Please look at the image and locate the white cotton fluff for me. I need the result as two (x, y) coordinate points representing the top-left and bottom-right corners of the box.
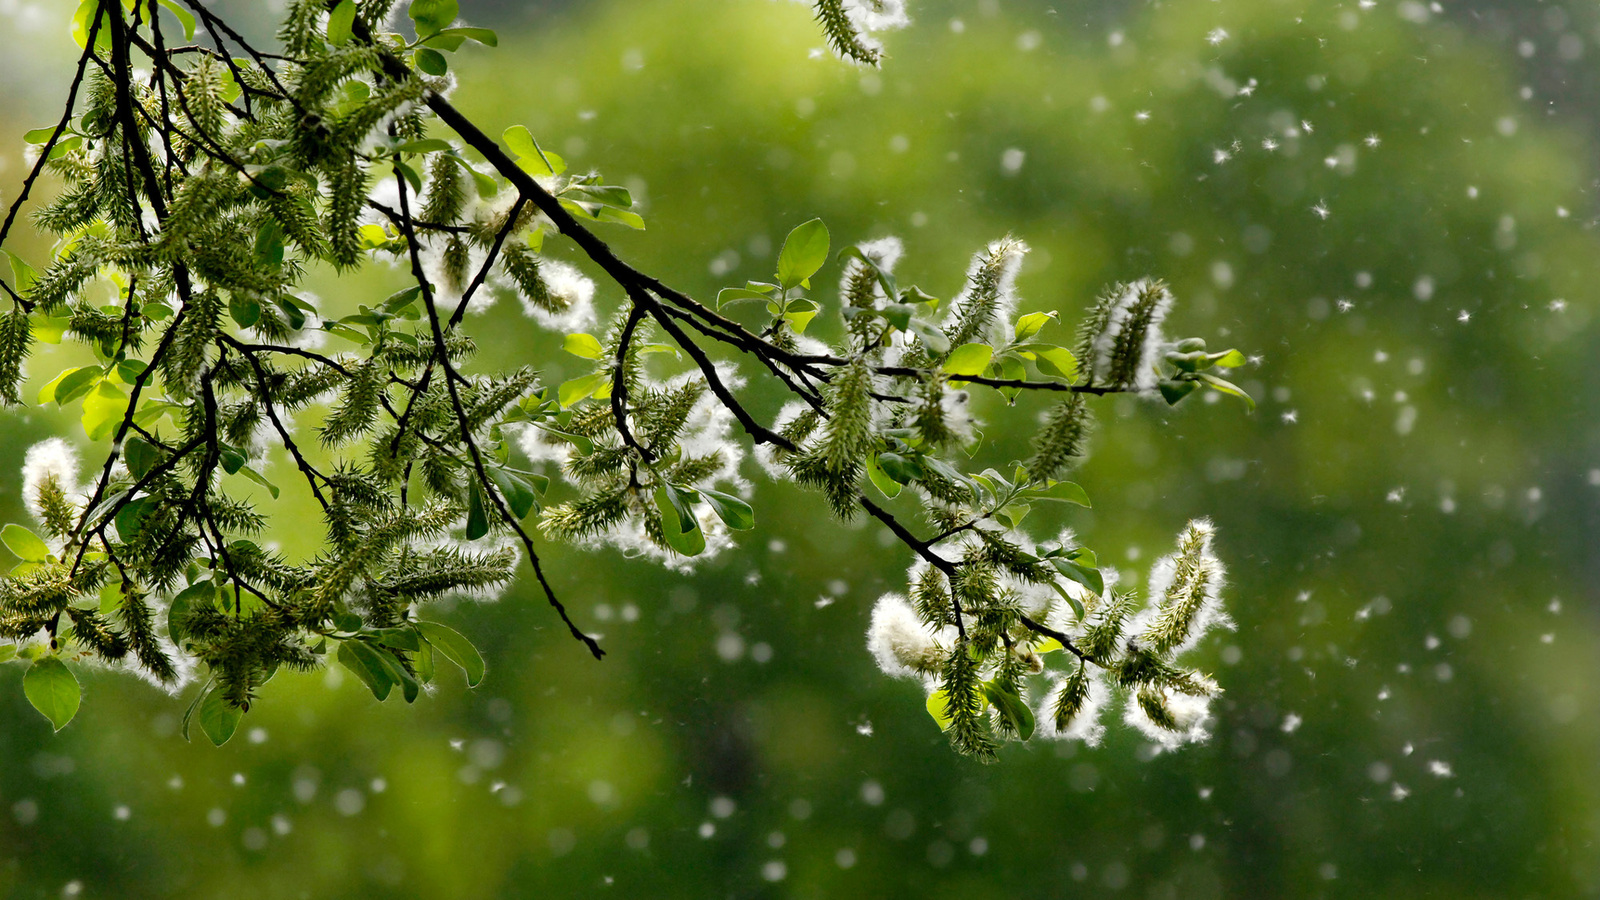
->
(1124, 686), (1214, 750)
(1130, 518), (1233, 657)
(1088, 278), (1173, 392)
(847, 0), (910, 33)
(22, 438), (80, 526)
(941, 238), (1028, 347)
(1035, 670), (1111, 746)
(866, 592), (945, 679)
(520, 258), (597, 333)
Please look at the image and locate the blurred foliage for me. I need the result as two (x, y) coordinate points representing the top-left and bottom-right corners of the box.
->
(1, 0), (1598, 897)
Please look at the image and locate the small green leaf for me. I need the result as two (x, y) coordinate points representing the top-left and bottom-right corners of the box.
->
(983, 681), (1035, 740)
(0, 644), (16, 663)
(563, 333), (604, 359)
(926, 689), (955, 731)
(558, 372), (609, 408)
(1211, 349), (1247, 368)
(41, 366), (99, 406)
(24, 657), (80, 731)
(716, 287), (770, 308)
(81, 381), (128, 442)
(1198, 372), (1256, 410)
(776, 218), (829, 289)
(1038, 480), (1091, 507)
(217, 443), (247, 475)
(466, 477), (489, 539)
(239, 465), (280, 500)
(876, 452), (922, 485)
(338, 640), (395, 701)
(167, 580), (216, 646)
(1159, 379), (1199, 405)
(487, 467), (539, 519)
(114, 495), (152, 542)
(155, 0), (196, 39)
(2, 524), (50, 562)
(700, 488), (754, 531)
(408, 0), (457, 35)
(3, 248), (37, 293)
(1034, 346), (1078, 381)
(197, 686), (242, 746)
(228, 294), (262, 329)
(942, 343), (993, 378)
(1050, 558), (1104, 598)
(417, 621), (485, 687)
(1013, 310), (1057, 341)
(413, 47), (448, 76)
(426, 25), (498, 46)
(654, 484), (705, 556)
(866, 455), (902, 498)
(326, 0), (356, 44)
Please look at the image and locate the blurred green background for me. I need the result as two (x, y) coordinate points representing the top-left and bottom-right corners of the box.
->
(3, 0), (1600, 896)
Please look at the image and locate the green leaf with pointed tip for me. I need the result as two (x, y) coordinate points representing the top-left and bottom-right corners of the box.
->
(2, 524), (50, 562)
(558, 372), (609, 408)
(1034, 346), (1078, 381)
(487, 467), (539, 519)
(80, 381), (128, 442)
(198, 686), (242, 746)
(654, 484), (705, 556)
(417, 621), (485, 687)
(1159, 379), (1199, 405)
(1038, 480), (1090, 507)
(337, 640), (394, 701)
(1198, 372), (1256, 410)
(466, 478), (489, 539)
(777, 218), (829, 289)
(413, 47), (447, 75)
(1050, 558), (1104, 598)
(866, 455), (902, 498)
(1211, 349), (1247, 368)
(114, 496), (152, 542)
(42, 366), (98, 406)
(1013, 310), (1057, 341)
(408, 0), (457, 35)
(24, 657), (80, 731)
(156, 0), (196, 39)
(563, 333), (604, 359)
(942, 343), (993, 378)
(700, 488), (754, 531)
(983, 681), (1035, 740)
(326, 0), (355, 44)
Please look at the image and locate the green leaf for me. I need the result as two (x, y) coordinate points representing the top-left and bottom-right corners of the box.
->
(563, 333), (604, 360)
(1159, 379), (1199, 405)
(197, 686), (242, 746)
(466, 478), (489, 539)
(326, 0), (356, 44)
(217, 443), (247, 475)
(558, 372), (609, 408)
(1034, 346), (1078, 381)
(487, 467), (539, 519)
(983, 681), (1035, 740)
(413, 47), (448, 76)
(408, 0), (457, 35)
(114, 496), (152, 542)
(907, 319), (951, 354)
(239, 465), (280, 500)
(1013, 310), (1057, 341)
(1211, 349), (1247, 368)
(942, 343), (993, 378)
(1034, 637), (1065, 654)
(502, 126), (565, 176)
(1050, 558), (1104, 598)
(425, 25), (498, 46)
(1038, 480), (1091, 507)
(2, 525), (50, 562)
(392, 159), (423, 193)
(865, 454), (902, 498)
(1050, 581), (1086, 621)
(156, 0), (196, 40)
(417, 621), (485, 687)
(0, 644), (16, 663)
(22, 127), (58, 145)
(654, 484), (705, 556)
(3, 248), (37, 293)
(776, 218), (829, 289)
(41, 366), (99, 406)
(337, 640), (394, 701)
(1198, 372), (1256, 410)
(926, 689), (955, 731)
(81, 381), (129, 442)
(228, 294), (263, 329)
(167, 580), (216, 646)
(716, 287), (770, 308)
(876, 452), (922, 485)
(24, 657), (80, 731)
(700, 488), (754, 531)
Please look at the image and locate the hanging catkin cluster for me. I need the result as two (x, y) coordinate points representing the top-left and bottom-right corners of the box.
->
(0, 0), (1252, 752)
